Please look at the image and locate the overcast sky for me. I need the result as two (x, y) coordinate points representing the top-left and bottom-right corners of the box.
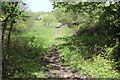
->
(25, 0), (54, 12)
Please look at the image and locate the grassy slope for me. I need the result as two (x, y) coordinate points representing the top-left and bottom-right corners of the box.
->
(32, 21), (73, 46)
(29, 20), (73, 77)
(9, 20), (73, 78)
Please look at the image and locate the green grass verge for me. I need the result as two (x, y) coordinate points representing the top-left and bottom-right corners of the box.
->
(4, 20), (74, 78)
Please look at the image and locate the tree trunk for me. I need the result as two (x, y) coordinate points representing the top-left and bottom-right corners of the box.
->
(2, 15), (10, 50)
(5, 2), (18, 59)
(5, 21), (14, 59)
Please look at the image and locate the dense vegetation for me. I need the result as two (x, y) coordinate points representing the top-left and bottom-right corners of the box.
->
(52, 2), (120, 78)
(1, 1), (120, 78)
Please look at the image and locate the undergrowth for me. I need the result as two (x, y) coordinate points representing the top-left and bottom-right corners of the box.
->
(57, 24), (120, 78)
(3, 31), (50, 78)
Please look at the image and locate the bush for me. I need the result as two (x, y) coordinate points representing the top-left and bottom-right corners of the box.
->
(57, 24), (120, 78)
(59, 46), (120, 78)
(2, 32), (49, 78)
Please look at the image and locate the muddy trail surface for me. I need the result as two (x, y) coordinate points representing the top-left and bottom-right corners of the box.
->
(44, 45), (91, 78)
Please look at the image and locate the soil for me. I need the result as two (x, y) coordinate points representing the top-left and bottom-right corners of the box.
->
(44, 46), (91, 78)
(43, 26), (92, 78)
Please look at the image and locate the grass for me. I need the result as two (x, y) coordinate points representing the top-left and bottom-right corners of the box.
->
(4, 20), (74, 78)
(55, 24), (120, 78)
(30, 20), (73, 46)
(4, 19), (120, 78)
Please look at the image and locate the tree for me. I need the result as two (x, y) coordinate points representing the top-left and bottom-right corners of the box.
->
(52, 1), (120, 46)
(42, 13), (56, 26)
(1, 1), (30, 59)
(51, 1), (120, 73)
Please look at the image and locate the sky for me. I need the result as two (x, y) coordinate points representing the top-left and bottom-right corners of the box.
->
(25, 0), (54, 12)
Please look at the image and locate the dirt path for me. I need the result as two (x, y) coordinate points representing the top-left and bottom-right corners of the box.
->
(44, 46), (91, 78)
(44, 46), (83, 78)
(43, 26), (91, 78)
(53, 25), (69, 44)
(56, 28), (62, 35)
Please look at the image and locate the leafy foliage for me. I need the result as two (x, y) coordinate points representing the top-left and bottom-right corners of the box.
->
(52, 1), (120, 78)
(2, 1), (120, 78)
(42, 13), (57, 26)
